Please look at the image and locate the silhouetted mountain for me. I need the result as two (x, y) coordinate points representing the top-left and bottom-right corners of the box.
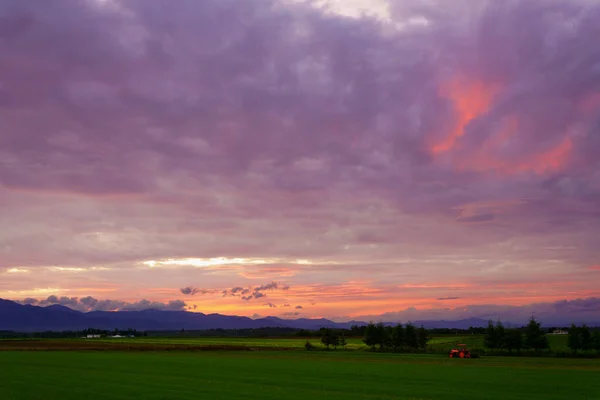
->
(0, 299), (357, 331)
(411, 318), (490, 329)
(3, 299), (579, 332)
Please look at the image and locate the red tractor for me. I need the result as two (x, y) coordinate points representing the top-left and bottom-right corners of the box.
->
(448, 344), (471, 359)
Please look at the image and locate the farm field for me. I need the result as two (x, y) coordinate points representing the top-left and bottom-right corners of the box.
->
(0, 334), (572, 353)
(0, 337), (364, 351)
(106, 333), (570, 352)
(1, 350), (599, 400)
(101, 336), (367, 348)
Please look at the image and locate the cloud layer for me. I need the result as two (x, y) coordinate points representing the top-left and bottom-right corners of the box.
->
(1, 0), (599, 322)
(19, 296), (188, 312)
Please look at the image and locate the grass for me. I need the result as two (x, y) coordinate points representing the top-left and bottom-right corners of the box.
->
(102, 334), (571, 352)
(0, 334), (577, 354)
(0, 336), (368, 351)
(1, 350), (599, 400)
(99, 336), (365, 348)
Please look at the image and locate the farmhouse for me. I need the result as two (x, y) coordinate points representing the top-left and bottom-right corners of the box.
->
(551, 329), (568, 335)
(86, 334), (101, 339)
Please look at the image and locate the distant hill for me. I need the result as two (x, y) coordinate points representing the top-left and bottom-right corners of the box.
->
(0, 299), (361, 332)
(0, 298), (546, 332)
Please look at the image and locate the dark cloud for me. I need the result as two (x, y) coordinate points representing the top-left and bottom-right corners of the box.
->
(253, 282), (289, 292)
(17, 295), (187, 312)
(40, 295), (79, 307)
(295, 305), (303, 309)
(436, 297), (460, 301)
(22, 297), (39, 305)
(364, 297), (600, 326)
(281, 311), (301, 317)
(180, 287), (213, 296)
(242, 292), (265, 301)
(221, 281), (290, 301)
(180, 286), (197, 295)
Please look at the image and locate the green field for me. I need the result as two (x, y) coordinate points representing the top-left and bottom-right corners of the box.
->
(102, 334), (572, 352)
(0, 334), (575, 354)
(1, 350), (599, 400)
(101, 336), (368, 349)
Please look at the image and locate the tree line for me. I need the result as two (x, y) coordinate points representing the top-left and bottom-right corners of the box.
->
(363, 322), (429, 351)
(307, 322), (429, 352)
(567, 324), (600, 354)
(484, 317), (549, 352)
(484, 317), (600, 355)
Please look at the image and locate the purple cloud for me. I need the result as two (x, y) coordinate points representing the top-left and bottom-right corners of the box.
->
(362, 297), (600, 326)
(17, 295), (187, 312)
(180, 287), (214, 296)
(1, 0), (599, 320)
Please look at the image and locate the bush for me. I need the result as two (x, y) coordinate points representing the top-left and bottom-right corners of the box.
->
(304, 341), (316, 351)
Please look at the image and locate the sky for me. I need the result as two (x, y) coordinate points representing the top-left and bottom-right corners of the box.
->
(1, 0), (600, 325)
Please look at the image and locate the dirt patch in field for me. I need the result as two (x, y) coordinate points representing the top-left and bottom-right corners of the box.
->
(0, 340), (296, 352)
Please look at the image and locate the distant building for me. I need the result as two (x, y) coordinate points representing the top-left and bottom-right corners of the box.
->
(86, 334), (101, 338)
(552, 329), (568, 335)
(110, 334), (123, 338)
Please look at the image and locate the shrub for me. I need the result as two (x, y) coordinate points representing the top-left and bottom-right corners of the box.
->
(304, 341), (316, 351)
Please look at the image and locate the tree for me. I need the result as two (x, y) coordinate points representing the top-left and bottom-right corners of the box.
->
(495, 320), (506, 350)
(320, 328), (340, 350)
(484, 320), (497, 350)
(363, 322), (378, 351)
(524, 316), (549, 352)
(374, 322), (388, 351)
(417, 325), (429, 350)
(568, 324), (582, 354)
(339, 333), (347, 350)
(405, 322), (418, 349)
(592, 331), (600, 355)
(580, 325), (592, 352)
(391, 323), (405, 351)
(504, 329), (523, 353)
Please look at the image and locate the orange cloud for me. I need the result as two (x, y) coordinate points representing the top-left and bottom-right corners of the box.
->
(430, 76), (575, 176)
(431, 77), (498, 154)
(430, 77), (574, 176)
(460, 133), (573, 176)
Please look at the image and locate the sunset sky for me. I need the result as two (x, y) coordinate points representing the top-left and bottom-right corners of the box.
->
(1, 0), (599, 325)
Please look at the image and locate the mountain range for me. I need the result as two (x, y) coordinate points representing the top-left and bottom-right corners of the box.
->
(0, 298), (492, 332)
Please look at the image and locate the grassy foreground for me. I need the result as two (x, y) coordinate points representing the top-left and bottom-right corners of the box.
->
(1, 350), (599, 400)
